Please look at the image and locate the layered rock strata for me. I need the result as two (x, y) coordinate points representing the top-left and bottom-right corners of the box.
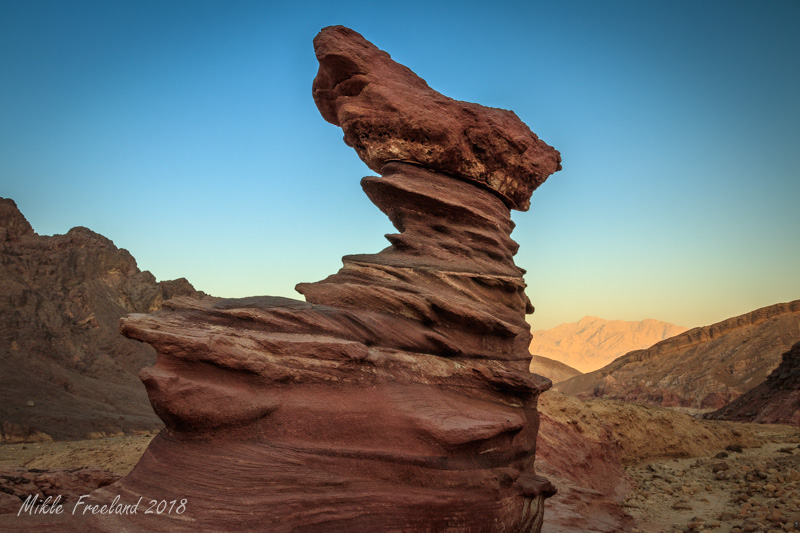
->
(13, 26), (562, 531)
(706, 341), (800, 426)
(555, 300), (800, 409)
(111, 162), (555, 531)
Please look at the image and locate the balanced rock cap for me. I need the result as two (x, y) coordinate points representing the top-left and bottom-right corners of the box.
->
(312, 25), (562, 211)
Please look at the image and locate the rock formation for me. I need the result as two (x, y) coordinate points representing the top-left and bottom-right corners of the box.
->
(555, 301), (800, 409)
(0, 198), (203, 442)
(529, 354), (582, 384)
(529, 316), (688, 374)
(5, 26), (563, 531)
(706, 341), (800, 426)
(312, 26), (561, 211)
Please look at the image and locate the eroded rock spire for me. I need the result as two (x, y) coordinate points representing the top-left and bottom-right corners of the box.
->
(313, 25), (561, 211)
(17, 26), (563, 532)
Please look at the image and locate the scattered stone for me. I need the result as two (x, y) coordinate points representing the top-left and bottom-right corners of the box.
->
(712, 462), (730, 472)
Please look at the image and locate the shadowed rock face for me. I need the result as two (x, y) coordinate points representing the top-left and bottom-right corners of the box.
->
(14, 26), (561, 532)
(706, 341), (800, 426)
(313, 25), (561, 211)
(0, 198), (202, 442)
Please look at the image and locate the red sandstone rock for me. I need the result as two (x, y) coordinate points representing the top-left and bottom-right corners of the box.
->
(536, 413), (635, 533)
(313, 26), (561, 211)
(107, 161), (555, 531)
(7, 26), (562, 532)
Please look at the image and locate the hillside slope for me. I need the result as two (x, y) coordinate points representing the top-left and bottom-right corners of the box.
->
(529, 316), (687, 373)
(529, 354), (582, 383)
(706, 340), (800, 426)
(555, 300), (800, 409)
(0, 198), (203, 442)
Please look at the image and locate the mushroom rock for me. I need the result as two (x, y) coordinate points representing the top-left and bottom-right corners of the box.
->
(29, 26), (562, 532)
(312, 25), (561, 211)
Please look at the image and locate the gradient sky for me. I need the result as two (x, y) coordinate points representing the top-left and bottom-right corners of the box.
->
(2, 0), (798, 330)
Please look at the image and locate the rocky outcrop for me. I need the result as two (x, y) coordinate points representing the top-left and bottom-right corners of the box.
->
(0, 466), (119, 515)
(555, 301), (800, 409)
(6, 26), (564, 532)
(529, 354), (582, 384)
(706, 341), (800, 426)
(312, 26), (561, 211)
(530, 316), (688, 373)
(0, 198), (203, 442)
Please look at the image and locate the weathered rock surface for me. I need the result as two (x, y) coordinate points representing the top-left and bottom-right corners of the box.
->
(536, 390), (765, 532)
(5, 26), (563, 531)
(530, 316), (688, 374)
(0, 198), (203, 442)
(102, 160), (554, 532)
(555, 301), (800, 409)
(312, 26), (561, 211)
(706, 341), (800, 426)
(529, 354), (582, 384)
(0, 466), (119, 515)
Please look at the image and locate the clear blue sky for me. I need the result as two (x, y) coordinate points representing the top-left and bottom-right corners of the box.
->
(2, 0), (798, 330)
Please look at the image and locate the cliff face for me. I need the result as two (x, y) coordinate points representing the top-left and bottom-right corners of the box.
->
(706, 341), (800, 426)
(554, 301), (800, 409)
(529, 317), (688, 373)
(0, 198), (203, 442)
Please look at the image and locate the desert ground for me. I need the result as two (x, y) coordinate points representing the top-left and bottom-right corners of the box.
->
(2, 395), (797, 532)
(537, 392), (800, 532)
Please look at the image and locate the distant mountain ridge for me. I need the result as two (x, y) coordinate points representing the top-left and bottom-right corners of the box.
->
(529, 316), (688, 373)
(555, 300), (800, 409)
(0, 198), (204, 442)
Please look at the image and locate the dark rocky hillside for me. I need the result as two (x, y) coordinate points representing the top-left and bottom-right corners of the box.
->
(0, 198), (203, 442)
(706, 341), (800, 426)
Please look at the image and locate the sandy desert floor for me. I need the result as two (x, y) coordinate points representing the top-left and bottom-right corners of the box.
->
(535, 391), (800, 532)
(0, 434), (155, 475)
(625, 435), (800, 533)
